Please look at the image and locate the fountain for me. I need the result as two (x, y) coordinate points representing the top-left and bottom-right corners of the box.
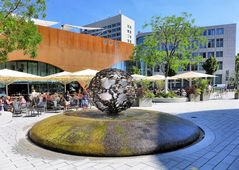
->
(29, 68), (202, 156)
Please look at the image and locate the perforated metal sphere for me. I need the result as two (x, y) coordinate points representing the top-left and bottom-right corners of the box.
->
(89, 68), (136, 114)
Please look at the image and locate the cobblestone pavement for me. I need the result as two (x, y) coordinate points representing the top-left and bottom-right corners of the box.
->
(0, 98), (239, 170)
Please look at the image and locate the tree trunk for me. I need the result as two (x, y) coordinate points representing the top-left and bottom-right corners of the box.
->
(165, 77), (168, 93)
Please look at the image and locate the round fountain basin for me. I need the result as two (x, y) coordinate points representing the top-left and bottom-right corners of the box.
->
(29, 109), (202, 156)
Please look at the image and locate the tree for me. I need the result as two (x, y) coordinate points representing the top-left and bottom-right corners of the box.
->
(235, 53), (239, 89)
(202, 56), (218, 85)
(133, 13), (206, 93)
(202, 56), (218, 75)
(0, 0), (46, 62)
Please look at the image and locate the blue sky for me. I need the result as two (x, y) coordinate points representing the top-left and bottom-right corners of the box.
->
(45, 0), (239, 53)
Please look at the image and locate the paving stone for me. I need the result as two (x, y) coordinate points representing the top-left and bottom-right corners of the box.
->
(213, 162), (231, 170)
(200, 164), (214, 170)
(0, 100), (239, 170)
(228, 157), (239, 170)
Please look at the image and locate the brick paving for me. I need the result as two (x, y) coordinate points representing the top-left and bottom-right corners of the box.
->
(0, 96), (239, 169)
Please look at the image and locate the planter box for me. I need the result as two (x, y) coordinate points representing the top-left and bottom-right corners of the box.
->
(153, 97), (188, 103)
(132, 98), (139, 107)
(200, 92), (210, 101)
(188, 94), (200, 102)
(235, 93), (239, 99)
(139, 98), (152, 107)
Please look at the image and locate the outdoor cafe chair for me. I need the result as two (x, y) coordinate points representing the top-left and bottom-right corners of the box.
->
(12, 101), (22, 117)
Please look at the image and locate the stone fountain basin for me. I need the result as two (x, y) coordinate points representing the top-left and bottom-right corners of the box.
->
(28, 109), (202, 157)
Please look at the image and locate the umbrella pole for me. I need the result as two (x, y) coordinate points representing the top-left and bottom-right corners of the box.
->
(189, 78), (192, 87)
(64, 83), (66, 93)
(6, 84), (8, 96)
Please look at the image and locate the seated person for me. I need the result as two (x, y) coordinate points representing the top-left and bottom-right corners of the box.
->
(4, 96), (13, 112)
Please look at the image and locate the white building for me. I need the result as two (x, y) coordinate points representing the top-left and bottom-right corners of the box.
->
(82, 14), (135, 44)
(136, 23), (237, 85)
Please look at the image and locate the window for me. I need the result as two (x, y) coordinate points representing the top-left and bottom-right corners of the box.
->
(192, 52), (198, 57)
(216, 51), (223, 57)
(218, 61), (223, 70)
(226, 70), (229, 81)
(199, 52), (207, 58)
(216, 38), (223, 47)
(154, 65), (160, 72)
(38, 62), (47, 76)
(137, 37), (144, 44)
(208, 52), (214, 57)
(208, 29), (215, 36)
(200, 42), (207, 48)
(208, 39), (215, 48)
(191, 64), (198, 71)
(199, 62), (204, 71)
(6, 62), (16, 70)
(203, 30), (207, 36)
(216, 28), (224, 35)
(28, 62), (38, 75)
(215, 74), (222, 84)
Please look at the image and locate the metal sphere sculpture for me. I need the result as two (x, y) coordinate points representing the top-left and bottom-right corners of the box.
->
(89, 68), (136, 115)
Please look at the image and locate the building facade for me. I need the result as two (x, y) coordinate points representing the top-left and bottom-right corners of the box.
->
(7, 25), (133, 74)
(82, 14), (135, 44)
(136, 23), (237, 85)
(0, 25), (133, 94)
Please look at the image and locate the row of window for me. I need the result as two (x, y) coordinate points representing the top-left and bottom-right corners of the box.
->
(0, 61), (62, 76)
(153, 61), (223, 73)
(102, 33), (121, 39)
(127, 29), (132, 34)
(203, 28), (224, 36)
(91, 28), (121, 37)
(207, 38), (224, 48)
(194, 51), (223, 58)
(127, 24), (132, 29)
(137, 37), (224, 49)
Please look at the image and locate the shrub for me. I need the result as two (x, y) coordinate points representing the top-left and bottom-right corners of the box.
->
(197, 79), (209, 92)
(185, 86), (201, 96)
(159, 91), (176, 98)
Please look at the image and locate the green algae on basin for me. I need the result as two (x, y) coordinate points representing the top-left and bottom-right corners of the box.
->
(29, 109), (202, 156)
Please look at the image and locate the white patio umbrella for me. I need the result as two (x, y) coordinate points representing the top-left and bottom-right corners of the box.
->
(131, 74), (149, 81)
(171, 71), (216, 86)
(72, 69), (99, 87)
(43, 71), (75, 92)
(172, 71), (216, 79)
(148, 75), (165, 80)
(0, 69), (41, 95)
(72, 69), (98, 78)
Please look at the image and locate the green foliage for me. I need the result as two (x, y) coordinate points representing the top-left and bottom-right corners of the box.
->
(197, 79), (208, 91)
(155, 80), (164, 91)
(202, 56), (218, 75)
(0, 0), (46, 62)
(132, 66), (141, 74)
(144, 91), (155, 98)
(136, 79), (155, 98)
(133, 12), (206, 77)
(185, 86), (201, 95)
(158, 91), (176, 98)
